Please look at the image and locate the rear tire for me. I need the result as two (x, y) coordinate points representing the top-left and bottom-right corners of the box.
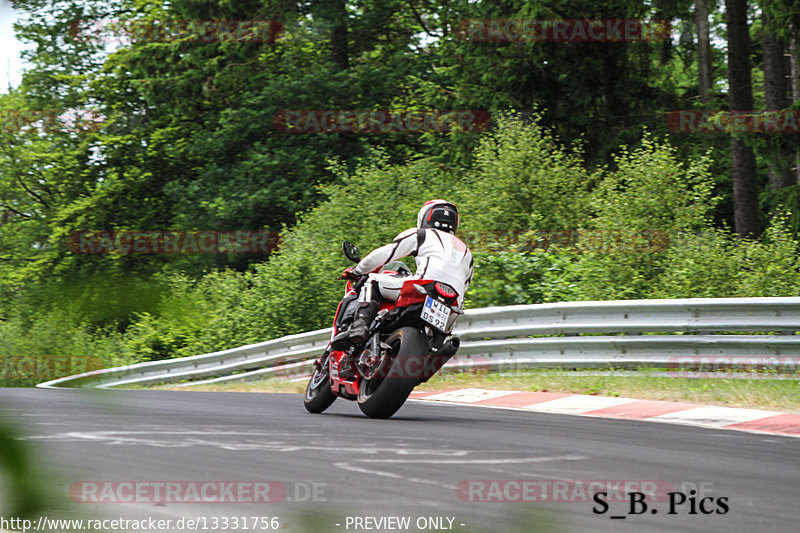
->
(304, 355), (336, 414)
(357, 327), (428, 419)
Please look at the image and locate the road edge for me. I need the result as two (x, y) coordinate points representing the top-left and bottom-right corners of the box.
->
(409, 388), (800, 438)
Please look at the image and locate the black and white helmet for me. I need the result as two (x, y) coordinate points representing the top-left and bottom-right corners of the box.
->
(417, 199), (459, 234)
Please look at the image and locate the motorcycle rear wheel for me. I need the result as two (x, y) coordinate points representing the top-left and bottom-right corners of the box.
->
(357, 327), (427, 419)
(303, 354), (336, 414)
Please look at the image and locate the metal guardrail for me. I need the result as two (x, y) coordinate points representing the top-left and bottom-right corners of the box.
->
(37, 298), (800, 389)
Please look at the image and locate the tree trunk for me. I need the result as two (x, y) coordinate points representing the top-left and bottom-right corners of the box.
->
(695, 0), (713, 101)
(762, 10), (794, 189)
(790, 31), (800, 184)
(330, 0), (349, 70)
(312, 0), (349, 70)
(655, 0), (673, 63)
(791, 36), (800, 102)
(726, 0), (760, 237)
(603, 43), (629, 119)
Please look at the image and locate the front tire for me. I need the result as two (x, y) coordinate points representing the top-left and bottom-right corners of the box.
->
(304, 355), (336, 414)
(357, 327), (428, 419)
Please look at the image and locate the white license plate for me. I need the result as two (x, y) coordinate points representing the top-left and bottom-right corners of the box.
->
(421, 296), (451, 330)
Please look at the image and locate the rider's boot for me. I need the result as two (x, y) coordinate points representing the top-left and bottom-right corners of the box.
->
(331, 281), (381, 350)
(344, 301), (380, 344)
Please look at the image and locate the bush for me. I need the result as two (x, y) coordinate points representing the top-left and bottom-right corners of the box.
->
(0, 310), (125, 386)
(466, 251), (572, 307)
(194, 152), (461, 340)
(546, 133), (719, 301)
(8, 119), (800, 377)
(590, 133), (718, 233)
(654, 219), (800, 298)
(457, 112), (590, 232)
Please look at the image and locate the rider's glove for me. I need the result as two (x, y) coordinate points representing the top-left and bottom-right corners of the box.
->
(339, 267), (360, 280)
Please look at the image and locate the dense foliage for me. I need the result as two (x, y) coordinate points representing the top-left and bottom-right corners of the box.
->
(1, 0), (800, 384)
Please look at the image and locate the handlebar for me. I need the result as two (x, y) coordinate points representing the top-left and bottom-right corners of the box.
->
(353, 275), (368, 292)
(337, 269), (367, 291)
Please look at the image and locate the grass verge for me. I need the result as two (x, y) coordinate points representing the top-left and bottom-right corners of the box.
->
(155, 369), (800, 413)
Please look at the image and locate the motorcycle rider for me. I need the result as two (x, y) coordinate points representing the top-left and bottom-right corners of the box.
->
(332, 199), (473, 347)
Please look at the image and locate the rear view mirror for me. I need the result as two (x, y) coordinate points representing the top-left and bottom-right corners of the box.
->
(342, 241), (361, 263)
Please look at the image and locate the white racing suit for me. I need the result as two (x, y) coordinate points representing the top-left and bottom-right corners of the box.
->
(353, 227), (474, 308)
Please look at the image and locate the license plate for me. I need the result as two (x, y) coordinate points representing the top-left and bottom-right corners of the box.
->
(421, 296), (451, 330)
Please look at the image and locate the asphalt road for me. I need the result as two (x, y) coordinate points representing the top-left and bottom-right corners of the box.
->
(0, 388), (797, 533)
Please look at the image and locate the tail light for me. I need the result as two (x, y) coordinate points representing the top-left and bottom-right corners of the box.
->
(434, 282), (458, 299)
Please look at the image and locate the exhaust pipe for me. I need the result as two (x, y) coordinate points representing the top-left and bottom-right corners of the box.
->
(436, 336), (460, 358)
(419, 336), (461, 384)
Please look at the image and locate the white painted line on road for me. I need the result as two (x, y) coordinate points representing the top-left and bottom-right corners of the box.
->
(334, 455), (587, 492)
(334, 462), (404, 478)
(352, 454), (587, 465)
(335, 461), (459, 490)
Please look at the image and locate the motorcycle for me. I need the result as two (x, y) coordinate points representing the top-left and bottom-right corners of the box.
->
(303, 241), (463, 418)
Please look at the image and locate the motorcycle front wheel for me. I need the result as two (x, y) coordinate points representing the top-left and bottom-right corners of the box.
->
(357, 327), (428, 419)
(303, 354), (337, 414)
